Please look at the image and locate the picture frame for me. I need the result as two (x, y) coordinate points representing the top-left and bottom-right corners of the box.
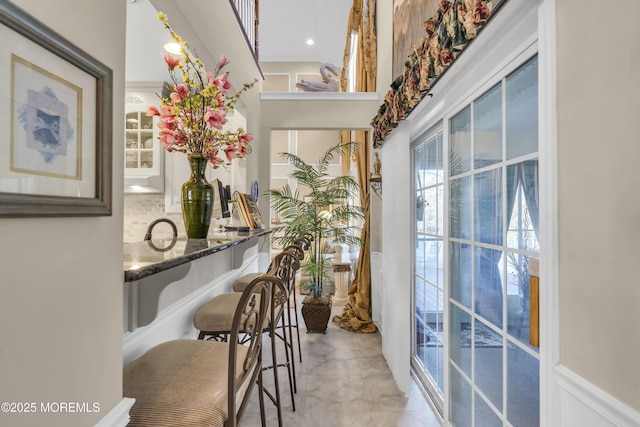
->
(0, 0), (113, 217)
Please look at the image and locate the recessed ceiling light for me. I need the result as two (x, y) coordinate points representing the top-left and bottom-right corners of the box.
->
(306, 38), (315, 46)
(163, 42), (182, 55)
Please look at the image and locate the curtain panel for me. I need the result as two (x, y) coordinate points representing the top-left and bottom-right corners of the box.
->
(333, 0), (377, 333)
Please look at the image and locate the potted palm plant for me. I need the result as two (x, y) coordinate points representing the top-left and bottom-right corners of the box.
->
(268, 142), (363, 333)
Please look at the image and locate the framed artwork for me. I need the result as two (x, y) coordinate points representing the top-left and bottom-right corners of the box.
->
(0, 0), (112, 217)
(392, 0), (438, 81)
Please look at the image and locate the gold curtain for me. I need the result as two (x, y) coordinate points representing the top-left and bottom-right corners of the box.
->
(332, 0), (377, 334)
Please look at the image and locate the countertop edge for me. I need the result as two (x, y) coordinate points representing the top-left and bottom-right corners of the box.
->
(124, 229), (271, 282)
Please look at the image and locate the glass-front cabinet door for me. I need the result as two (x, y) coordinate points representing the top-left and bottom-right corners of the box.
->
(125, 111), (155, 171)
(124, 83), (164, 193)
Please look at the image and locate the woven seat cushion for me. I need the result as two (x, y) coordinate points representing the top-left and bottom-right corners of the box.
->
(231, 273), (262, 293)
(194, 293), (280, 334)
(123, 339), (249, 427)
(193, 293), (243, 333)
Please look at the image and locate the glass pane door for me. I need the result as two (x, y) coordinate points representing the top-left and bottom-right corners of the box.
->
(449, 56), (540, 427)
(412, 131), (445, 412)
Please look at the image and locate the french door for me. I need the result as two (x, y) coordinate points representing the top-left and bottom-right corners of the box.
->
(413, 55), (540, 426)
(412, 129), (445, 413)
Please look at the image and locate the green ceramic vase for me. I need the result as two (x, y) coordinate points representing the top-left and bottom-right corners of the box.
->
(181, 154), (214, 239)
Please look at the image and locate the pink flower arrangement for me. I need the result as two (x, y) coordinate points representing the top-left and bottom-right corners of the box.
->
(146, 12), (256, 168)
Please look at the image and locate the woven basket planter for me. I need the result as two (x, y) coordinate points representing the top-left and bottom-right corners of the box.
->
(301, 296), (332, 334)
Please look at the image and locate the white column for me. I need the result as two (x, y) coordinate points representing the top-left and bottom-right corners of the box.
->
(332, 262), (351, 306)
(331, 244), (352, 305)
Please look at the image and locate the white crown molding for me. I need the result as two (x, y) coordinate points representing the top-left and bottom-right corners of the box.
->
(260, 91), (379, 101)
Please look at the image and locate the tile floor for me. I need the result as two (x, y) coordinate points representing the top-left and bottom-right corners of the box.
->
(241, 300), (443, 427)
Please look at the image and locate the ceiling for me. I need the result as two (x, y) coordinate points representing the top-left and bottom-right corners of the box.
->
(259, 0), (352, 65)
(125, 0), (352, 82)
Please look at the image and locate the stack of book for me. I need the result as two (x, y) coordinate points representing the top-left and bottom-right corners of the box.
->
(232, 191), (265, 230)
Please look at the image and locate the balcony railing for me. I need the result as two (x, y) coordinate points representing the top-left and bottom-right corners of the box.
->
(229, 0), (259, 61)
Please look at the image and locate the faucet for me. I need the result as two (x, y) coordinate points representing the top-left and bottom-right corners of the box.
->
(144, 218), (178, 241)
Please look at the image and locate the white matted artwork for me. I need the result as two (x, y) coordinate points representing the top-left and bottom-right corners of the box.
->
(10, 54), (83, 181)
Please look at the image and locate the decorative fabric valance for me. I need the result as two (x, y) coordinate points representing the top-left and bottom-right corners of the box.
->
(371, 0), (506, 147)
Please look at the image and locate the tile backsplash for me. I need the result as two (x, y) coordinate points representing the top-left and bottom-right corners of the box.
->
(123, 194), (184, 243)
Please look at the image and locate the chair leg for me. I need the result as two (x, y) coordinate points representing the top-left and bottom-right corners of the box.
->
(262, 320), (298, 422)
(285, 300), (298, 394)
(257, 369), (267, 427)
(279, 312), (297, 405)
(265, 301), (298, 413)
(270, 328), (284, 427)
(292, 293), (303, 363)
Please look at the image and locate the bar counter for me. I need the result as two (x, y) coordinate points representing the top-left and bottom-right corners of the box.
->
(123, 228), (271, 331)
(123, 229), (271, 282)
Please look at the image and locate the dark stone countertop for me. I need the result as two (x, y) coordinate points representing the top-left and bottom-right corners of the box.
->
(123, 229), (270, 282)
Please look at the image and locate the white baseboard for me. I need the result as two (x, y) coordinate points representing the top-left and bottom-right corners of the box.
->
(94, 398), (135, 427)
(555, 365), (640, 427)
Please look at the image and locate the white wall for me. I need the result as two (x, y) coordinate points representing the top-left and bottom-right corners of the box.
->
(0, 1), (125, 426)
(261, 61), (324, 91)
(376, 0), (394, 102)
(240, 88), (262, 196)
(379, 126), (413, 392)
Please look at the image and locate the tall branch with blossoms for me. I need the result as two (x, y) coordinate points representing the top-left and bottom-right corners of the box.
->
(146, 12), (257, 169)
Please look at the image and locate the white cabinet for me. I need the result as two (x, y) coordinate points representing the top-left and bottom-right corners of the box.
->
(124, 83), (164, 193)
